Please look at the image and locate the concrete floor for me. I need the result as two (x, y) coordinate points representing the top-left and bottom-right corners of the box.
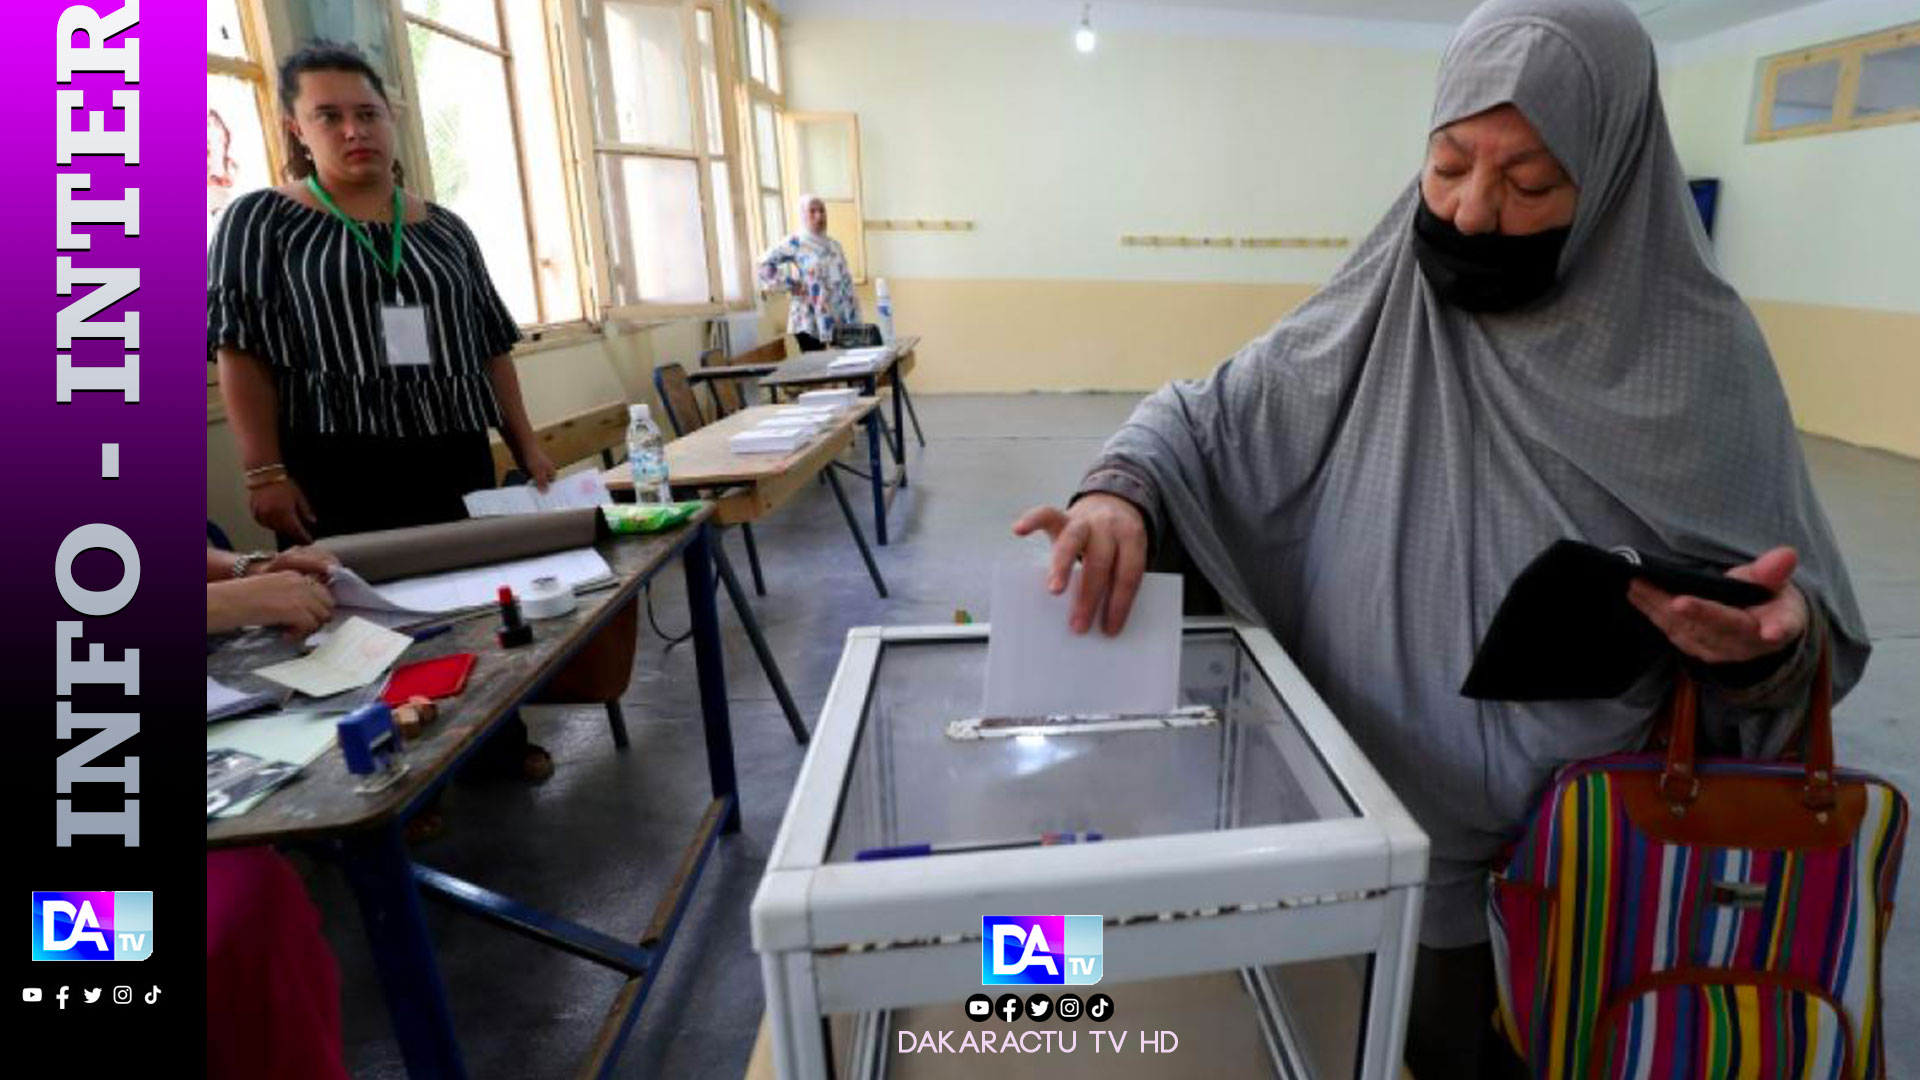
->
(312, 393), (1920, 1079)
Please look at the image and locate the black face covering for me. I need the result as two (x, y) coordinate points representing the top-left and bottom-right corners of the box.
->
(1411, 200), (1570, 312)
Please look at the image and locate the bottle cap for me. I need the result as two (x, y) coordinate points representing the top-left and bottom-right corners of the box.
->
(629, 403), (651, 423)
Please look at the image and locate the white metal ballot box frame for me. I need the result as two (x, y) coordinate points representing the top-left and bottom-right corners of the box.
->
(752, 619), (1430, 1079)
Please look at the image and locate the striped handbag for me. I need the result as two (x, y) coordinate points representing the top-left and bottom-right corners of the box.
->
(1488, 648), (1908, 1079)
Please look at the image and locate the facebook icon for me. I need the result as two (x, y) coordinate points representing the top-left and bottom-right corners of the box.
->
(981, 916), (1103, 985)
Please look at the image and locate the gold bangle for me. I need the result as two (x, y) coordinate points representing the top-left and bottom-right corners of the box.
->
(245, 473), (289, 491)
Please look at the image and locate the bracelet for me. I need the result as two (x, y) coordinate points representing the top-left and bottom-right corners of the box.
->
(244, 462), (287, 477)
(245, 473), (289, 491)
(229, 551), (272, 579)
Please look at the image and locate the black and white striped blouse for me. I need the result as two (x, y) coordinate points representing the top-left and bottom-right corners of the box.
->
(208, 189), (521, 437)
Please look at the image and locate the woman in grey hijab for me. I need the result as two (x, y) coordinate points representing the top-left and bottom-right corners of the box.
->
(1015, 0), (1865, 1074)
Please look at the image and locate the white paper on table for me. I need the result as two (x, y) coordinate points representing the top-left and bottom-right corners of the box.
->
(254, 616), (413, 698)
(206, 711), (338, 818)
(207, 677), (277, 721)
(372, 547), (613, 615)
(462, 471), (610, 518)
(982, 561), (1182, 718)
(328, 567), (434, 615)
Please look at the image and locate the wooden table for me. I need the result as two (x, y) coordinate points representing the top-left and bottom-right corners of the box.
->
(602, 401), (887, 745)
(208, 513), (739, 1080)
(759, 337), (924, 535)
(604, 399), (892, 578)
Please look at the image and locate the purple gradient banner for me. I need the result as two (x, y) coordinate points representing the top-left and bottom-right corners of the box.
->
(5, 1), (203, 1061)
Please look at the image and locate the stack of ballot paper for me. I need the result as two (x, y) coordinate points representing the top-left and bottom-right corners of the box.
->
(826, 347), (886, 374)
(771, 404), (839, 423)
(729, 424), (815, 455)
(796, 388), (859, 410)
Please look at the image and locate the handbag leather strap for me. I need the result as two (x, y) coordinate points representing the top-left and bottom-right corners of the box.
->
(1657, 636), (1836, 815)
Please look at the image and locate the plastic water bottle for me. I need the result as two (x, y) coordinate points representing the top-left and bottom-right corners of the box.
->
(875, 277), (894, 344)
(627, 403), (671, 505)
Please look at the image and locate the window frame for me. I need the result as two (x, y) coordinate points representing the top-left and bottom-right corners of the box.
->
(208, 0), (281, 399)
(1754, 21), (1920, 141)
(564, 0), (756, 321)
(394, 0), (598, 335)
(740, 0), (788, 262)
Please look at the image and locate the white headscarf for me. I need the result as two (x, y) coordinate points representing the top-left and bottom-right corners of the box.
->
(793, 193), (830, 251)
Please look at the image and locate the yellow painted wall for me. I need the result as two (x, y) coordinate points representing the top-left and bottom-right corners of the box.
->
(1753, 301), (1920, 460)
(845, 278), (1313, 392)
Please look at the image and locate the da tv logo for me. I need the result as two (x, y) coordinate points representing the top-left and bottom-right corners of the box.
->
(31, 892), (153, 961)
(981, 916), (1102, 985)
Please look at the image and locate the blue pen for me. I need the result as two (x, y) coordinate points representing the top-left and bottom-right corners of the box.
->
(410, 625), (452, 643)
(856, 831), (1103, 861)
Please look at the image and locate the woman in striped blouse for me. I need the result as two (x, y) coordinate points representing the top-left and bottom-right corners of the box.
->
(211, 42), (554, 545)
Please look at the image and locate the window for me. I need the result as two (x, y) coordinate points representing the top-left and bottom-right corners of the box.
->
(740, 0), (788, 253)
(1756, 21), (1920, 140)
(403, 0), (588, 326)
(207, 0), (279, 249)
(577, 0), (752, 315)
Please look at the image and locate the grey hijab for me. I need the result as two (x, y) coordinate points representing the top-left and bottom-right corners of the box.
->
(1088, 0), (1867, 945)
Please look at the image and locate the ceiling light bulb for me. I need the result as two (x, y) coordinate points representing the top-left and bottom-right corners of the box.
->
(1076, 4), (1096, 53)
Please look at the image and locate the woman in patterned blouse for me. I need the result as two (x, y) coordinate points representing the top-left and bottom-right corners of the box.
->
(211, 43), (555, 545)
(756, 194), (860, 351)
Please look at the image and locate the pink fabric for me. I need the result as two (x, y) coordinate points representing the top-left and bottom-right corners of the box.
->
(206, 848), (350, 1080)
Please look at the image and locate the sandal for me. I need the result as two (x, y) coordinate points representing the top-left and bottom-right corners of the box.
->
(522, 744), (555, 785)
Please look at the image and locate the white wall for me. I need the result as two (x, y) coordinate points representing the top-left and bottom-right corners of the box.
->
(783, 7), (1445, 285)
(1661, 0), (1920, 314)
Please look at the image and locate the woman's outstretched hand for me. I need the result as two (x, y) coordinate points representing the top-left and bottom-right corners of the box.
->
(1012, 494), (1149, 637)
(1626, 545), (1809, 664)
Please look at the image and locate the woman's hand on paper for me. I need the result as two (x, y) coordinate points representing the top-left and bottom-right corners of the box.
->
(518, 445), (558, 491)
(1627, 545), (1809, 663)
(262, 546), (339, 578)
(251, 476), (317, 544)
(1012, 494), (1149, 638)
(212, 570), (335, 637)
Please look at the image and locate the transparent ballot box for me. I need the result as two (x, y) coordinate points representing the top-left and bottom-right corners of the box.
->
(752, 621), (1429, 1079)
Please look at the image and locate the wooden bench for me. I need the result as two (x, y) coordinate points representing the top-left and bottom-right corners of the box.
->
(489, 400), (629, 485)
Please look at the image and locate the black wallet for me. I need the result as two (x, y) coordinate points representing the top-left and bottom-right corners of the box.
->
(1460, 539), (1773, 701)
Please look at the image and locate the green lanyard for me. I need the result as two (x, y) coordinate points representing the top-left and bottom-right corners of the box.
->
(305, 174), (406, 277)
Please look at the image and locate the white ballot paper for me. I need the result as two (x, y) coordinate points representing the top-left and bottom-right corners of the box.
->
(982, 562), (1182, 718)
(255, 616), (412, 698)
(462, 471), (611, 517)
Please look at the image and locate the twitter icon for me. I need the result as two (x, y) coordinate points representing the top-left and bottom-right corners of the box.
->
(83, 988), (102, 1004)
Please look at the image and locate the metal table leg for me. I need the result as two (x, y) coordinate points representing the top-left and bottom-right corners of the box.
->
(894, 372), (926, 448)
(864, 406), (890, 546)
(825, 466), (888, 598)
(337, 822), (467, 1080)
(711, 532), (810, 744)
(682, 525), (743, 830)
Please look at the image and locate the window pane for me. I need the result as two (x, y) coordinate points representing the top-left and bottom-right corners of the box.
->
(208, 74), (275, 248)
(746, 5), (766, 83)
(598, 0), (694, 150)
(599, 154), (710, 306)
(764, 22), (781, 94)
(410, 24), (540, 324)
(1856, 45), (1920, 117)
(286, 0), (404, 92)
(502, 0), (585, 323)
(1769, 59), (1841, 130)
(697, 8), (725, 155)
(403, 0), (501, 47)
(761, 191), (786, 250)
(713, 160), (744, 303)
(754, 102), (781, 189)
(208, 0), (249, 59)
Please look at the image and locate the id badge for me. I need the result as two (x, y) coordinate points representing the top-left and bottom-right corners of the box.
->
(381, 304), (432, 367)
